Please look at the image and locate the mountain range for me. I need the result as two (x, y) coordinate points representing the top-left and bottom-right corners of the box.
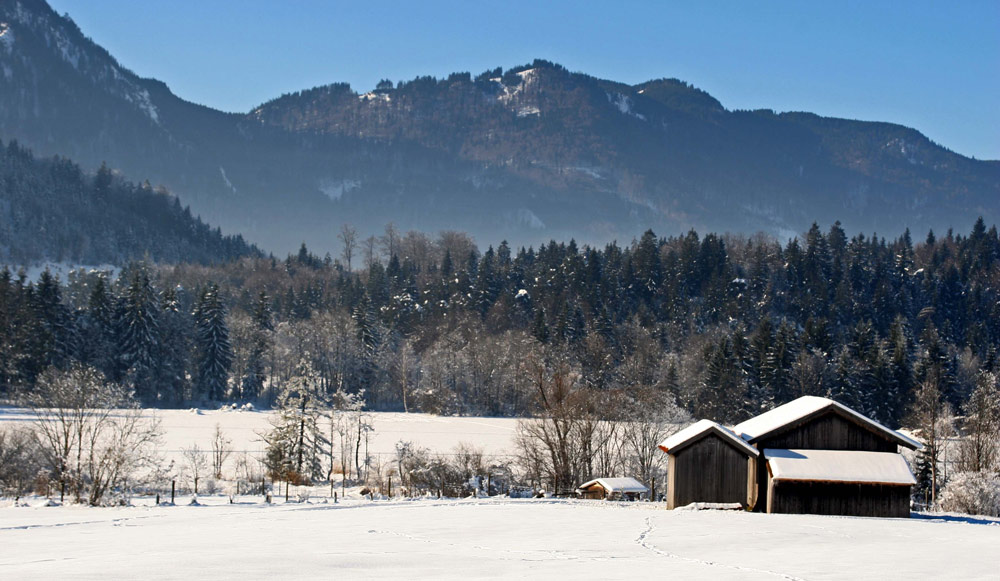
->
(1, 0), (997, 256)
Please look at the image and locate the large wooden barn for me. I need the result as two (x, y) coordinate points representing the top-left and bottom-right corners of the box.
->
(660, 396), (922, 517)
(658, 419), (759, 509)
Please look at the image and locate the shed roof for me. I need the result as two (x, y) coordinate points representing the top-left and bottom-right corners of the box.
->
(733, 396), (922, 450)
(577, 477), (649, 494)
(764, 449), (916, 486)
(658, 419), (759, 457)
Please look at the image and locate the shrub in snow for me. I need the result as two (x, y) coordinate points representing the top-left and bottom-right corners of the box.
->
(939, 471), (1000, 517)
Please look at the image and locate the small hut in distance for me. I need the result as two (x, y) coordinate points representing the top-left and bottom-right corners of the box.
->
(576, 478), (649, 501)
(658, 419), (760, 509)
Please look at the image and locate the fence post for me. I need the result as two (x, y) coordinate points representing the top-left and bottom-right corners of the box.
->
(171, 480), (175, 504)
(388, 476), (392, 499)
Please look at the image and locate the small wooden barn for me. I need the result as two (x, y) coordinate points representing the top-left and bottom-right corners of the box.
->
(658, 420), (760, 509)
(576, 477), (649, 501)
(732, 396), (922, 517)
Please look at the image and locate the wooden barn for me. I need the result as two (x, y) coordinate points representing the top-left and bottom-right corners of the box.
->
(659, 397), (922, 517)
(761, 448), (915, 517)
(733, 396), (922, 517)
(576, 477), (649, 501)
(657, 420), (759, 509)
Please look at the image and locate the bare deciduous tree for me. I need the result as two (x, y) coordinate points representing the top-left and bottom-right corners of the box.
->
(514, 355), (592, 494)
(909, 368), (955, 508)
(27, 364), (161, 505)
(338, 224), (358, 272)
(183, 444), (209, 495)
(956, 371), (1000, 474)
(0, 425), (42, 499)
(211, 423), (233, 479)
(379, 222), (400, 260)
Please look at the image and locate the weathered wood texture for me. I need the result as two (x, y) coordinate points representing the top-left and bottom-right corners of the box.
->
(752, 410), (900, 511)
(753, 411), (898, 452)
(667, 433), (752, 509)
(767, 480), (911, 518)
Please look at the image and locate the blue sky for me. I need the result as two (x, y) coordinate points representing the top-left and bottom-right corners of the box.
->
(47, 0), (999, 159)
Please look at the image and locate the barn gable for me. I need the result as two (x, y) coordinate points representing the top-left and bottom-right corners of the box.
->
(659, 420), (758, 509)
(733, 396), (922, 451)
(659, 419), (759, 457)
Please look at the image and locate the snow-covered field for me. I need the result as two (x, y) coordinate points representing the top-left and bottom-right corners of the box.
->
(0, 407), (522, 465)
(4, 407), (999, 579)
(2, 496), (998, 579)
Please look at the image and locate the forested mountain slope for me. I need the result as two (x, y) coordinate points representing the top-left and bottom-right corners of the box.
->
(0, 139), (260, 265)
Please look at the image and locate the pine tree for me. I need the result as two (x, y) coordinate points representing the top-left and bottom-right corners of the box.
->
(263, 359), (328, 484)
(32, 270), (75, 370)
(240, 291), (272, 402)
(116, 266), (159, 401)
(532, 308), (550, 344)
(80, 274), (116, 378)
(193, 282), (233, 402)
(156, 286), (192, 405)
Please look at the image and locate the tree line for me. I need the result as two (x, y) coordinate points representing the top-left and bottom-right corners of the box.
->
(3, 219), (998, 422)
(1, 218), (999, 509)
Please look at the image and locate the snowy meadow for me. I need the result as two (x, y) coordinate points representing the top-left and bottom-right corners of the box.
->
(3, 496), (999, 580)
(2, 407), (999, 579)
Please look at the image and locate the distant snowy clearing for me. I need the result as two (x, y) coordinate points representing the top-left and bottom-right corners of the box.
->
(0, 407), (521, 463)
(2, 498), (998, 579)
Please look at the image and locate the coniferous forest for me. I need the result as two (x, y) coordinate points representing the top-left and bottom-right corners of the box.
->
(0, 140), (261, 265)
(2, 218), (998, 433)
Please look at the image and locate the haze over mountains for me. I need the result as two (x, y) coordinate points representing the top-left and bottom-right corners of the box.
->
(1, 0), (997, 257)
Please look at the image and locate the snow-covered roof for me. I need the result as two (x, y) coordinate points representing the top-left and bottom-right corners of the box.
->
(733, 396), (922, 450)
(658, 419), (759, 457)
(577, 477), (649, 494)
(764, 449), (916, 486)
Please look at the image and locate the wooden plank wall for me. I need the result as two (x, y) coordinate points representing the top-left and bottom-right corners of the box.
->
(768, 481), (911, 518)
(752, 411), (900, 511)
(668, 434), (750, 509)
(755, 412), (898, 452)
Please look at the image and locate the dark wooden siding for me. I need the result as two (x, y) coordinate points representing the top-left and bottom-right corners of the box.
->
(668, 434), (750, 509)
(767, 480), (911, 518)
(752, 410), (899, 511)
(755, 412), (898, 452)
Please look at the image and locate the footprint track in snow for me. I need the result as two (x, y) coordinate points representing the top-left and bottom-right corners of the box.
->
(636, 515), (807, 580)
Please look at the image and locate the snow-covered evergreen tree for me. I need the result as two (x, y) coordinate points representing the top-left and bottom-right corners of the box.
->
(239, 291), (272, 402)
(116, 266), (159, 401)
(193, 282), (233, 402)
(155, 286), (192, 404)
(263, 359), (328, 483)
